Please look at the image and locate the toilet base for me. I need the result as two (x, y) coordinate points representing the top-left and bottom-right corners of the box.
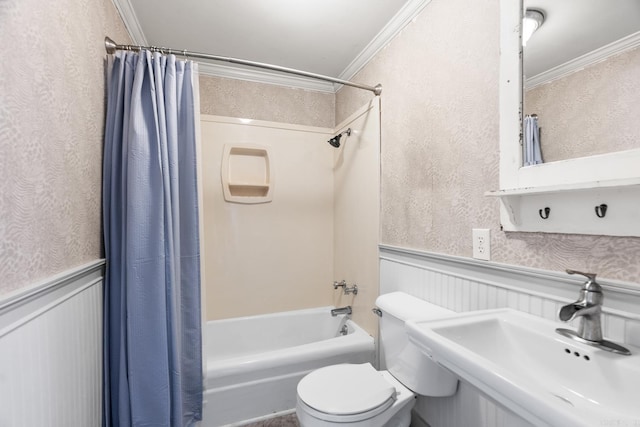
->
(380, 402), (412, 427)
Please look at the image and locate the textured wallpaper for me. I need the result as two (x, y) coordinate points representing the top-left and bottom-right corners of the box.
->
(336, 0), (640, 284)
(0, 0), (130, 295)
(199, 75), (335, 128)
(525, 46), (640, 163)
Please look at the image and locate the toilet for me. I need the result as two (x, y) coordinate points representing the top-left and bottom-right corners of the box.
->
(296, 292), (459, 427)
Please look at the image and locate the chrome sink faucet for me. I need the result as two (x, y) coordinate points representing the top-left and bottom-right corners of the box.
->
(556, 269), (631, 355)
(558, 270), (603, 341)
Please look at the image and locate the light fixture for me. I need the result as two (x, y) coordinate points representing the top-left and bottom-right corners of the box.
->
(522, 9), (544, 46)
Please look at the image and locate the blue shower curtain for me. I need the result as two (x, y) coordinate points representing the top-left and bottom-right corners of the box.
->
(103, 50), (202, 427)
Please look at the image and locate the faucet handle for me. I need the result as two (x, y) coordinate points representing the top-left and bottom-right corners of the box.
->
(566, 269), (602, 292)
(566, 269), (596, 280)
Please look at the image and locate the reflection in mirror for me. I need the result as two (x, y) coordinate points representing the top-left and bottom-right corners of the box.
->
(522, 0), (640, 165)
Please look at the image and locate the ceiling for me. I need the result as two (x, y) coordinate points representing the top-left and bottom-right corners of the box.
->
(114, 0), (640, 90)
(524, 0), (640, 78)
(119, 0), (427, 91)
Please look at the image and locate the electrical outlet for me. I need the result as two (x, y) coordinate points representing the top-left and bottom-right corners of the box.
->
(472, 228), (491, 261)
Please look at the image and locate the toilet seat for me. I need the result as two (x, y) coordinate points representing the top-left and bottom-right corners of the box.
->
(297, 363), (397, 422)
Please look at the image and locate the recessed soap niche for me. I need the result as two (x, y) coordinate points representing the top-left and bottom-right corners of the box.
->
(221, 144), (274, 204)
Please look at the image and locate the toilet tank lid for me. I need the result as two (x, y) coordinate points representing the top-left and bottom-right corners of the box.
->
(375, 292), (454, 321)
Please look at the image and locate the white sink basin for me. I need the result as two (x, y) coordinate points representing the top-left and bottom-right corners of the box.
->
(405, 309), (640, 427)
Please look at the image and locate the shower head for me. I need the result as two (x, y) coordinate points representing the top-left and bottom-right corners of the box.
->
(327, 128), (352, 148)
(328, 135), (342, 148)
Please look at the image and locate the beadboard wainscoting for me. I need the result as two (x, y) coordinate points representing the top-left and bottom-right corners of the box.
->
(379, 245), (640, 427)
(0, 260), (105, 427)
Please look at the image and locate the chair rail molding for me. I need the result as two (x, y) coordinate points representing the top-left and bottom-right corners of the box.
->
(379, 245), (640, 321)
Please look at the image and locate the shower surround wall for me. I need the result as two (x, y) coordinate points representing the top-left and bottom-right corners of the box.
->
(332, 99), (381, 336)
(201, 116), (335, 320)
(199, 100), (380, 335)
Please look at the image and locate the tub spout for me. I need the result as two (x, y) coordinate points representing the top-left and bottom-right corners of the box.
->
(331, 306), (352, 317)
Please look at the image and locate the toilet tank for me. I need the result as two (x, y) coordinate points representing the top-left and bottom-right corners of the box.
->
(375, 292), (458, 396)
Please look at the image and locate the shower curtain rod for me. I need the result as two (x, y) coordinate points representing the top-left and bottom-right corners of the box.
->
(104, 37), (382, 96)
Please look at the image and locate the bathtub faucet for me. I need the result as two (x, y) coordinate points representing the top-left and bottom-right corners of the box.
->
(333, 280), (358, 295)
(333, 280), (347, 290)
(344, 284), (358, 295)
(331, 306), (352, 317)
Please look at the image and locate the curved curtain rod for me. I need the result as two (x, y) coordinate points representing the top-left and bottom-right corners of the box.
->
(104, 37), (382, 96)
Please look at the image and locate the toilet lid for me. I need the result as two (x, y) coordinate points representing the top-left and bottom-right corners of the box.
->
(297, 363), (396, 416)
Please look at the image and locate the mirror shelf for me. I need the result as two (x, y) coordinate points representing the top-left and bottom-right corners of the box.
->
(487, 176), (640, 197)
(487, 177), (640, 237)
(494, 0), (640, 237)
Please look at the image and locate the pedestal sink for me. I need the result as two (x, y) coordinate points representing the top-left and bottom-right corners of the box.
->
(405, 309), (640, 427)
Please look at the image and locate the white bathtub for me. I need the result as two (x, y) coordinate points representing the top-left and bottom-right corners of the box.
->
(200, 306), (375, 426)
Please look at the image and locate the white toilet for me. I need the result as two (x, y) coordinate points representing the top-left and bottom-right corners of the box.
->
(296, 292), (459, 427)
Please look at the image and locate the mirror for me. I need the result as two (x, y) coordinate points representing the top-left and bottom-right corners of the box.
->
(522, 0), (640, 165)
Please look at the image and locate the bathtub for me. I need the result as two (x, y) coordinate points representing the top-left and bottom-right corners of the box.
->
(200, 306), (375, 426)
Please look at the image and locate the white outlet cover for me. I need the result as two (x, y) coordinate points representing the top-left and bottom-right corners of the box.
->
(472, 228), (491, 261)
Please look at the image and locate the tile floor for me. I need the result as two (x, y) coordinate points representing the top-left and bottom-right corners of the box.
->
(243, 413), (300, 427)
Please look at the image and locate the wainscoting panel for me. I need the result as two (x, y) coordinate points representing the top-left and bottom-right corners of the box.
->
(0, 260), (105, 427)
(379, 246), (640, 427)
(415, 382), (534, 427)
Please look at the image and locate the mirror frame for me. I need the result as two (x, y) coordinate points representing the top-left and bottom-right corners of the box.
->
(499, 0), (640, 192)
(493, 0), (640, 237)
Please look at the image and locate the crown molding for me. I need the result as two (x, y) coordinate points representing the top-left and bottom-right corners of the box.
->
(111, 0), (148, 45)
(338, 0), (432, 83)
(526, 30), (640, 90)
